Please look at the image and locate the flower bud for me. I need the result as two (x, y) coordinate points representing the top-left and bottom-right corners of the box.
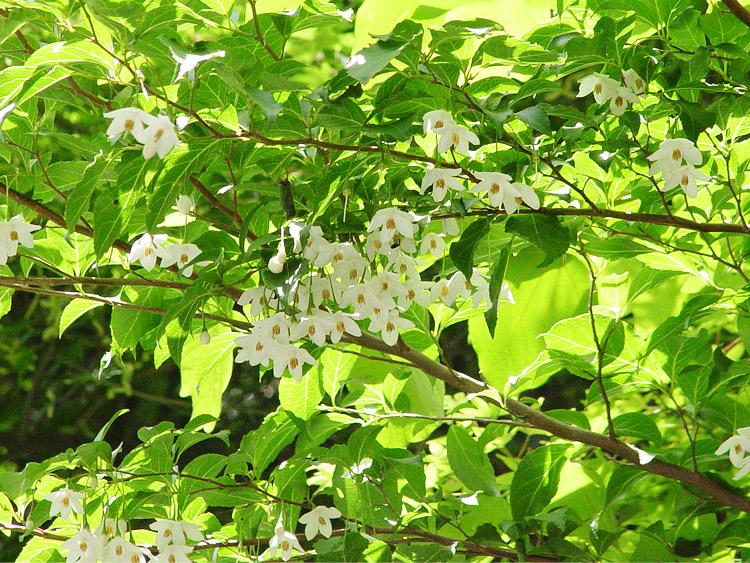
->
(268, 245), (287, 274)
(199, 331), (211, 345)
(176, 195), (193, 215)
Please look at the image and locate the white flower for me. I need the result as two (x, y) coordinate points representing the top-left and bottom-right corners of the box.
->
(309, 275), (341, 307)
(472, 172), (514, 209)
(234, 331), (272, 367)
(577, 73), (620, 104)
(149, 519), (202, 550)
(255, 313), (292, 343)
(298, 506), (341, 541)
(716, 428), (750, 468)
(237, 287), (277, 317)
(648, 138), (702, 177)
(0, 214), (41, 265)
(159, 243), (202, 277)
(267, 518), (303, 562)
(102, 537), (147, 563)
(420, 233), (446, 257)
(141, 115), (179, 160)
(365, 232), (390, 260)
(622, 69), (645, 94)
(368, 309), (413, 346)
(369, 208), (417, 244)
(442, 217), (460, 236)
(268, 244), (287, 274)
(99, 518), (127, 537)
(387, 255), (420, 281)
(470, 268), (491, 310)
(332, 257), (368, 284)
(663, 165), (710, 198)
(45, 487), (83, 520)
(173, 50), (226, 81)
(431, 271), (470, 306)
(734, 457), (750, 480)
(342, 283), (383, 318)
(175, 195), (194, 216)
(291, 314), (332, 346)
(271, 343), (317, 381)
(400, 280), (433, 308)
(608, 86), (639, 116)
(302, 226), (327, 261)
(103, 107), (151, 143)
(423, 110), (455, 134)
(437, 122), (480, 154)
(510, 182), (541, 212)
(62, 529), (101, 563)
(328, 311), (362, 343)
(128, 233), (167, 271)
(150, 544), (194, 563)
(420, 168), (464, 202)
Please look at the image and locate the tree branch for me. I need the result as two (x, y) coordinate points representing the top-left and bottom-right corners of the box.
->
(722, 0), (750, 27)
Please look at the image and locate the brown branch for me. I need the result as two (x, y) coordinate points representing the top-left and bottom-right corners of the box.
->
(343, 333), (750, 514)
(248, 0), (281, 61)
(722, 0), (750, 27)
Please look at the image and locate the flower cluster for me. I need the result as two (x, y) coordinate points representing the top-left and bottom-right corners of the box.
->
(0, 215), (40, 266)
(716, 427), (750, 480)
(234, 206), (509, 383)
(127, 232), (203, 277)
(103, 108), (179, 160)
(577, 69), (644, 116)
(648, 138), (708, 198)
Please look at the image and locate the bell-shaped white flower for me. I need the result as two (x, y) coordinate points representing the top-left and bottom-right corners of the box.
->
(150, 544), (194, 563)
(141, 115), (179, 160)
(442, 217), (460, 236)
(267, 518), (303, 562)
(420, 233), (446, 257)
(609, 86), (639, 116)
(103, 107), (151, 143)
(663, 165), (709, 198)
(648, 138), (702, 177)
(470, 268), (491, 310)
(342, 282), (383, 318)
(271, 343), (317, 381)
(237, 287), (277, 317)
(510, 182), (541, 211)
(291, 314), (332, 346)
(423, 110), (454, 134)
(127, 233), (167, 271)
(577, 73), (620, 104)
(734, 457), (750, 480)
(45, 486), (84, 520)
(328, 311), (362, 344)
(437, 122), (480, 154)
(387, 255), (420, 281)
(298, 506), (342, 541)
(716, 428), (750, 468)
(159, 243), (202, 277)
(255, 313), (292, 343)
(302, 226), (327, 261)
(431, 271), (470, 306)
(420, 168), (464, 202)
(369, 308), (414, 346)
(369, 208), (417, 244)
(400, 280), (433, 308)
(622, 69), (645, 94)
(0, 214), (41, 265)
(102, 537), (147, 563)
(234, 331), (273, 367)
(472, 172), (514, 209)
(62, 529), (101, 563)
(175, 195), (194, 216)
(149, 519), (203, 550)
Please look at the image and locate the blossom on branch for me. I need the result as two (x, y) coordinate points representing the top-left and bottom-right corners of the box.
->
(0, 215), (40, 265)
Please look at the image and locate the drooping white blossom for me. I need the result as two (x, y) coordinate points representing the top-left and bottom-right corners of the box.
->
(103, 107), (152, 143)
(159, 243), (202, 277)
(437, 122), (480, 154)
(141, 115), (180, 160)
(175, 195), (194, 216)
(298, 506), (342, 541)
(420, 168), (464, 202)
(648, 138), (702, 177)
(45, 486), (84, 520)
(267, 518), (303, 562)
(127, 233), (167, 271)
(419, 233), (446, 257)
(369, 208), (417, 244)
(716, 427), (750, 469)
(608, 86), (639, 116)
(622, 69), (646, 94)
(102, 536), (148, 563)
(422, 110), (455, 134)
(0, 215), (41, 265)
(270, 343), (317, 380)
(577, 73), (620, 104)
(62, 529), (102, 563)
(663, 165), (710, 198)
(149, 519), (203, 550)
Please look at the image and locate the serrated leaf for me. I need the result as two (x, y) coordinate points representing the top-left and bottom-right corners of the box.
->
(446, 426), (497, 493)
(510, 443), (569, 520)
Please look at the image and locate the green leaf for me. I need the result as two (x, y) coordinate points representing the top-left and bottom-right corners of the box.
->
(612, 413), (662, 443)
(450, 218), (491, 278)
(180, 329), (236, 430)
(505, 214), (569, 267)
(59, 298), (104, 337)
(241, 409), (299, 475)
(64, 155), (109, 231)
(510, 443), (570, 520)
(446, 426), (497, 493)
(319, 347), (359, 403)
(25, 40), (116, 72)
(484, 243), (511, 337)
(279, 367), (324, 420)
(515, 105), (551, 135)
